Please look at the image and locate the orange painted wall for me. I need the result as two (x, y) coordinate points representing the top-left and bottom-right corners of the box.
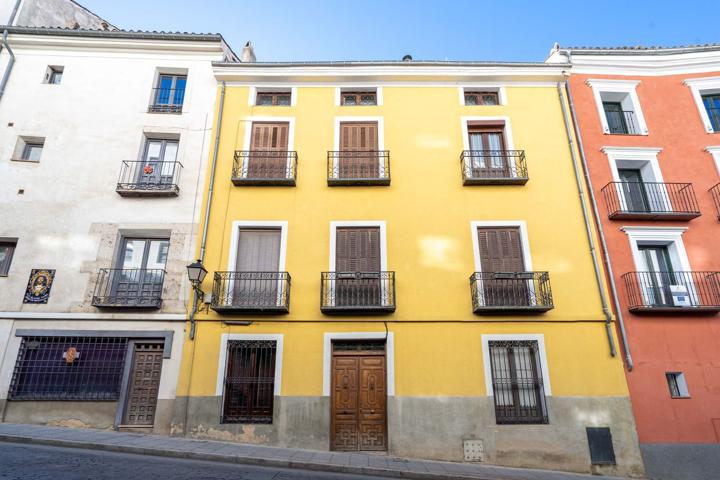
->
(569, 72), (720, 444)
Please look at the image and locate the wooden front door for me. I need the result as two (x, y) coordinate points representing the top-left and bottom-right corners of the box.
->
(477, 227), (529, 307)
(339, 122), (378, 179)
(331, 343), (387, 451)
(248, 122), (289, 178)
(122, 342), (163, 426)
(335, 227), (381, 307)
(467, 126), (509, 178)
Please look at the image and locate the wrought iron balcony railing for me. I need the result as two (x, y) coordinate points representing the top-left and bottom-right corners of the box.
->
(148, 87), (185, 113)
(116, 160), (182, 197)
(710, 183), (720, 220)
(232, 151), (297, 186)
(210, 272), (291, 314)
(470, 272), (553, 313)
(601, 182), (700, 220)
(460, 150), (528, 185)
(604, 109), (638, 134)
(622, 271), (720, 313)
(327, 151), (390, 185)
(321, 271), (395, 314)
(91, 268), (165, 309)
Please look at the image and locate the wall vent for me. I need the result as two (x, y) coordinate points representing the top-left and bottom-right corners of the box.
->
(463, 439), (484, 462)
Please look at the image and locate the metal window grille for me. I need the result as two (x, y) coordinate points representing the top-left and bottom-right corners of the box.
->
(8, 336), (128, 401)
(488, 340), (548, 424)
(464, 91), (499, 106)
(222, 340), (276, 424)
(341, 91), (377, 106)
(256, 92), (291, 106)
(332, 340), (386, 352)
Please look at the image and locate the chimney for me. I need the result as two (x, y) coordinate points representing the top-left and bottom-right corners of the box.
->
(241, 41), (256, 63)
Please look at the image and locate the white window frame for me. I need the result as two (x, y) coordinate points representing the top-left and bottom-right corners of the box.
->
(481, 333), (552, 397)
(706, 146), (720, 174)
(240, 116), (296, 179)
(458, 86), (506, 106)
(602, 147), (669, 212)
(227, 220), (289, 271)
(248, 86), (297, 107)
(587, 79), (648, 135)
(322, 332), (395, 397)
(335, 86), (383, 107)
(684, 77), (720, 133)
(215, 333), (284, 397)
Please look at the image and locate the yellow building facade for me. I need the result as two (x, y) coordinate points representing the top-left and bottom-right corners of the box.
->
(172, 61), (643, 476)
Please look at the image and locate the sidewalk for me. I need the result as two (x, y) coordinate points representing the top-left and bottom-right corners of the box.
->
(0, 423), (633, 480)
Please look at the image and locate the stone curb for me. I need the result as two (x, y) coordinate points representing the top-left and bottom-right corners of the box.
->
(0, 433), (491, 480)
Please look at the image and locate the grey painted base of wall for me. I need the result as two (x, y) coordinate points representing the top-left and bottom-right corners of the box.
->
(2, 399), (175, 435)
(171, 395), (644, 477)
(641, 443), (720, 480)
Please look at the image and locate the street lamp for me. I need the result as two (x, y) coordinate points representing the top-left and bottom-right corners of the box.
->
(186, 260), (208, 286)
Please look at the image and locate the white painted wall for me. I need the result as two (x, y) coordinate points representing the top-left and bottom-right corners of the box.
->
(0, 33), (223, 316)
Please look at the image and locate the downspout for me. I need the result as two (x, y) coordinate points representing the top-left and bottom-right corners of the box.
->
(8, 0), (21, 25)
(0, 30), (16, 105)
(557, 81), (617, 358)
(563, 76), (634, 370)
(189, 81), (226, 340)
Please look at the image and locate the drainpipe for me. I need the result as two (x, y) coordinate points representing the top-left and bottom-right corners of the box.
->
(8, 0), (21, 25)
(189, 81), (226, 340)
(562, 76), (634, 371)
(557, 81), (617, 358)
(0, 30), (16, 105)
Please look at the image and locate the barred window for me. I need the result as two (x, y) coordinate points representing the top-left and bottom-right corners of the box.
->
(488, 340), (548, 424)
(8, 337), (128, 401)
(222, 340), (276, 424)
(341, 90), (377, 106)
(465, 90), (499, 106)
(256, 91), (291, 106)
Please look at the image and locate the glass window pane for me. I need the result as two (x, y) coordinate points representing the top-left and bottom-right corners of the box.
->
(145, 141), (162, 162)
(122, 240), (147, 269)
(162, 142), (179, 163)
(257, 94), (273, 105)
(276, 94), (291, 106)
(146, 240), (169, 269)
(24, 145), (43, 161)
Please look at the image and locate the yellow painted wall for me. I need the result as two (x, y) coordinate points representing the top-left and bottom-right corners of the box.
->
(179, 83), (629, 400)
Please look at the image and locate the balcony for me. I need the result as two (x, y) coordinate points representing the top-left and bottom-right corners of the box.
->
(232, 151), (297, 186)
(460, 150), (528, 185)
(470, 272), (553, 314)
(601, 182), (700, 220)
(210, 272), (291, 314)
(91, 268), (165, 309)
(116, 161), (182, 197)
(148, 87), (184, 114)
(605, 109), (638, 135)
(622, 271), (720, 313)
(320, 271), (395, 314)
(710, 183), (720, 220)
(327, 151), (390, 185)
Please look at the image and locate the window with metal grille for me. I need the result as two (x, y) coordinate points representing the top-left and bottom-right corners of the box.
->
(256, 91), (291, 106)
(341, 90), (377, 106)
(488, 340), (548, 424)
(8, 337), (128, 401)
(222, 340), (276, 424)
(464, 90), (499, 106)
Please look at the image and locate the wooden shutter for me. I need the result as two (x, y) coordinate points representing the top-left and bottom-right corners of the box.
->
(336, 227), (380, 272)
(250, 122), (289, 151)
(477, 227), (524, 272)
(340, 122), (377, 151)
(236, 228), (281, 271)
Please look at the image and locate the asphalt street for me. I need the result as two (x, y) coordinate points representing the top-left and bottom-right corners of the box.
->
(0, 441), (400, 480)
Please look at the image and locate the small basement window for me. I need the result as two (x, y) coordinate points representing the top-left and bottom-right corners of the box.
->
(340, 88), (377, 106)
(256, 90), (292, 106)
(465, 90), (499, 106)
(666, 372), (690, 398)
(44, 66), (63, 84)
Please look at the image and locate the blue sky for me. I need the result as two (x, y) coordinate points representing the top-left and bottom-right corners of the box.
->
(83, 0), (720, 62)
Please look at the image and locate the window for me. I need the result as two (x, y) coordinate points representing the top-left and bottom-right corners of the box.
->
(702, 94), (720, 132)
(13, 136), (45, 162)
(465, 90), (499, 106)
(44, 66), (63, 84)
(22, 142), (43, 161)
(488, 340), (548, 424)
(256, 91), (291, 106)
(666, 372), (690, 398)
(232, 228), (282, 308)
(8, 336), (128, 401)
(149, 74), (186, 113)
(139, 138), (179, 186)
(222, 340), (277, 423)
(340, 89), (377, 106)
(587, 79), (647, 135)
(0, 239), (17, 276)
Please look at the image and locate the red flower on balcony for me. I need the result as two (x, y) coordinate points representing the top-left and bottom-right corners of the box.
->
(143, 165), (154, 175)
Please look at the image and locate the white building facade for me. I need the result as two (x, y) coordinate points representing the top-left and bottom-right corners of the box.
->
(0, 27), (234, 434)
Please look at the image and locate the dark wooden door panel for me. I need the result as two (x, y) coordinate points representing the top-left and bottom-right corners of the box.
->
(249, 122), (289, 178)
(339, 122), (379, 179)
(477, 227), (529, 307)
(123, 343), (163, 426)
(331, 350), (387, 452)
(335, 228), (381, 307)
